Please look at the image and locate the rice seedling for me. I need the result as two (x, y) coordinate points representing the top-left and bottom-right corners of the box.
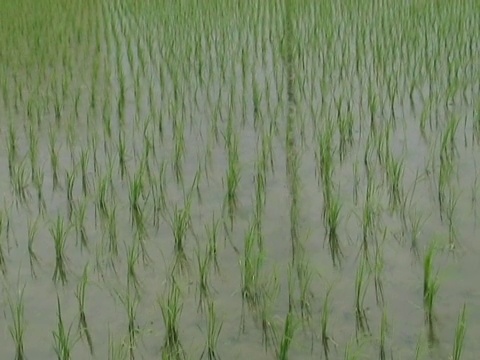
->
(379, 308), (388, 360)
(117, 287), (139, 360)
(445, 189), (459, 249)
(128, 166), (147, 240)
(159, 278), (185, 360)
(48, 126), (61, 192)
(296, 257), (313, 323)
(385, 154), (404, 214)
(52, 295), (77, 360)
(452, 304), (467, 360)
(196, 244), (211, 313)
(200, 300), (223, 360)
(126, 241), (141, 293)
(423, 241), (439, 335)
(50, 215), (70, 285)
(32, 166), (47, 215)
(325, 192), (343, 267)
(65, 169), (76, 221)
(11, 158), (31, 208)
(108, 328), (128, 360)
(27, 215), (41, 277)
(205, 213), (221, 274)
(354, 255), (370, 337)
(75, 264), (93, 355)
(224, 131), (241, 232)
(277, 268), (297, 360)
(79, 149), (90, 197)
(373, 230), (386, 306)
(240, 220), (264, 327)
(321, 285), (335, 360)
(173, 117), (186, 185)
(258, 272), (280, 354)
(7, 121), (18, 178)
(73, 200), (89, 252)
(0, 211), (8, 276)
(7, 285), (26, 360)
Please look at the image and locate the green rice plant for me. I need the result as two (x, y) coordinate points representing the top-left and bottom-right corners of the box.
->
(117, 130), (128, 181)
(79, 149), (90, 197)
(240, 220), (264, 326)
(105, 205), (118, 258)
(224, 132), (241, 231)
(108, 327), (128, 360)
(168, 183), (195, 274)
(128, 165), (147, 239)
(159, 278), (185, 360)
(423, 241), (439, 332)
(277, 303), (297, 360)
(373, 230), (386, 306)
(354, 255), (370, 337)
(445, 189), (459, 249)
(27, 122), (39, 182)
(296, 258), (313, 323)
(50, 215), (70, 285)
(379, 308), (388, 360)
(259, 273), (279, 353)
(73, 200), (89, 252)
(173, 117), (186, 185)
(0, 209), (7, 275)
(200, 300), (223, 360)
(75, 264), (93, 355)
(205, 213), (220, 274)
(126, 241), (141, 294)
(321, 285), (334, 360)
(117, 288), (139, 360)
(11, 158), (31, 208)
(325, 193), (342, 267)
(65, 169), (76, 221)
(32, 166), (47, 215)
(95, 171), (111, 224)
(452, 304), (467, 360)
(196, 244), (211, 313)
(52, 296), (77, 360)
(27, 215), (41, 278)
(7, 285), (26, 360)
(152, 161), (168, 230)
(7, 121), (18, 178)
(48, 126), (61, 192)
(385, 155), (404, 213)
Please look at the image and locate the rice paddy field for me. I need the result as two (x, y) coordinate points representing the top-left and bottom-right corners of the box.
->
(1, 0), (480, 359)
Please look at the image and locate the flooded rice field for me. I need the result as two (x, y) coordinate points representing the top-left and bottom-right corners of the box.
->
(0, 0), (480, 359)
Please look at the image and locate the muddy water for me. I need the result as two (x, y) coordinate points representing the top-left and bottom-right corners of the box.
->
(1, 1), (480, 359)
